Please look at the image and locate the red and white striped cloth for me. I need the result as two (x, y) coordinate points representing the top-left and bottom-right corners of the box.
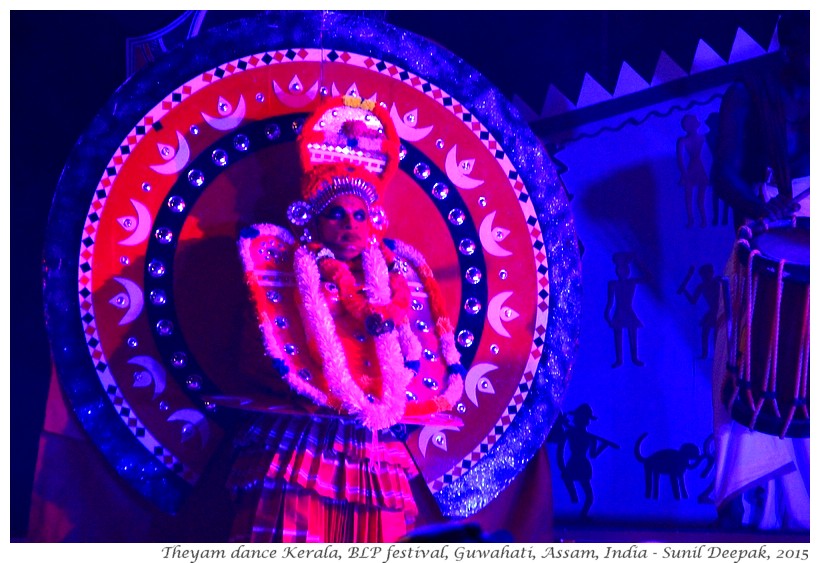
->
(228, 414), (419, 542)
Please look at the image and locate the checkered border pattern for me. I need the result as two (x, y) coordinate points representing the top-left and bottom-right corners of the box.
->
(77, 48), (548, 488)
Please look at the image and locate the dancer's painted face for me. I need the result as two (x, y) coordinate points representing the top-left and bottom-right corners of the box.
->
(316, 194), (370, 261)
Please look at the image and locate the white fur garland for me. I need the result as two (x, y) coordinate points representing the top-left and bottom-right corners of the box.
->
(292, 244), (410, 430)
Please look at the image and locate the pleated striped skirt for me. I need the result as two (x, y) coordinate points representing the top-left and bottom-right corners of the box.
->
(228, 414), (419, 542)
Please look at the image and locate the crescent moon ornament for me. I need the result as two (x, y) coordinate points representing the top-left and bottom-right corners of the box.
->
(111, 276), (144, 325)
(390, 104), (433, 142)
(272, 75), (319, 108)
(149, 131), (191, 175)
(167, 409), (210, 447)
(464, 363), (499, 406)
(488, 291), (518, 338)
(445, 145), (484, 190)
(479, 211), (513, 257)
(418, 425), (459, 457)
(118, 199), (153, 246)
(202, 95), (246, 131)
(127, 355), (167, 398)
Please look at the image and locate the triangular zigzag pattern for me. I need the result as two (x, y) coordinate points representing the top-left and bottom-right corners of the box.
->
(516, 24), (779, 120)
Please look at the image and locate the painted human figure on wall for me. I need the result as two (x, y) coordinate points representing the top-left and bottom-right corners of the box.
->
(555, 404), (618, 519)
(676, 114), (710, 228)
(677, 264), (721, 359)
(604, 252), (650, 368)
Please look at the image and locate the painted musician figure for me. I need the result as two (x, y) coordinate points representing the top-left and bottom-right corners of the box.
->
(227, 96), (464, 542)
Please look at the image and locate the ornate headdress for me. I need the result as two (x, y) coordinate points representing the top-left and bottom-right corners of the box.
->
(287, 96), (400, 240)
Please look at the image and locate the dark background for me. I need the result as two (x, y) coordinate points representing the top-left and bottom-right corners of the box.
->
(10, 10), (785, 538)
